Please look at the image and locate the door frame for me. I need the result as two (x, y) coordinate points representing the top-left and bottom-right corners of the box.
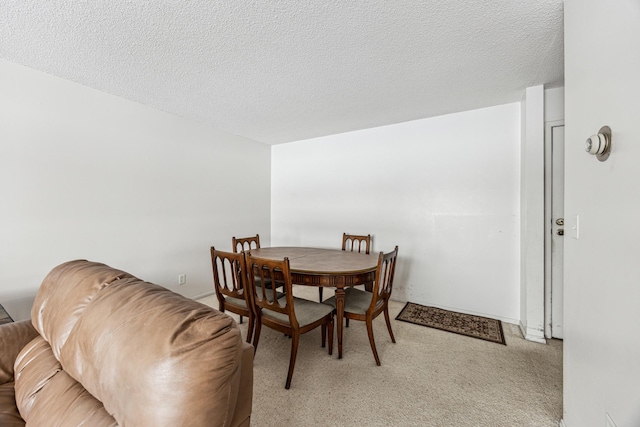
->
(544, 120), (565, 339)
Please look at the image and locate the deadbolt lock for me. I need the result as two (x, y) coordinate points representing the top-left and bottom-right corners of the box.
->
(556, 218), (564, 226)
(557, 229), (564, 236)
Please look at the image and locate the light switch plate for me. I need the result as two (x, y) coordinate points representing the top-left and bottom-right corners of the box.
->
(571, 214), (580, 239)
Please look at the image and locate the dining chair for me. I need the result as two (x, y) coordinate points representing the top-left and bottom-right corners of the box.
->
(325, 246), (399, 366)
(210, 247), (255, 343)
(232, 234), (261, 253)
(233, 234), (285, 295)
(342, 233), (372, 255)
(247, 254), (334, 389)
(317, 233), (372, 303)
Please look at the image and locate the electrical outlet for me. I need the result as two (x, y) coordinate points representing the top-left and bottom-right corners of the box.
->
(178, 274), (186, 286)
(605, 413), (617, 427)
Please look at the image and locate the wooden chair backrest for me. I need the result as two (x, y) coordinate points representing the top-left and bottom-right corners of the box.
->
(370, 246), (399, 311)
(210, 247), (250, 305)
(342, 233), (371, 254)
(246, 255), (298, 328)
(232, 234), (261, 253)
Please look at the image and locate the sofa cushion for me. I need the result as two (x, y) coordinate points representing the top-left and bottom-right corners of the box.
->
(13, 335), (62, 419)
(0, 321), (39, 384)
(15, 336), (117, 425)
(0, 382), (23, 427)
(58, 277), (245, 426)
(31, 260), (137, 359)
(13, 334), (117, 425)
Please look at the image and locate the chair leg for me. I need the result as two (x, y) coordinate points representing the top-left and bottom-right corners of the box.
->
(346, 317), (349, 328)
(321, 324), (326, 348)
(285, 332), (300, 389)
(246, 315), (255, 344)
(252, 317), (262, 354)
(383, 306), (396, 343)
(328, 317), (334, 356)
(366, 318), (381, 366)
(318, 287), (323, 302)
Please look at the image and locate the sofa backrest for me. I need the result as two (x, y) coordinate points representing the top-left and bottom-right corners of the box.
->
(31, 260), (137, 359)
(14, 260), (250, 427)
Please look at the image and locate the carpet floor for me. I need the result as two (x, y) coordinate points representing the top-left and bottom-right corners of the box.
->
(198, 286), (562, 427)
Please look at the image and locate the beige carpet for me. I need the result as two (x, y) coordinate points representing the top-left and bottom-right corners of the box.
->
(198, 287), (562, 427)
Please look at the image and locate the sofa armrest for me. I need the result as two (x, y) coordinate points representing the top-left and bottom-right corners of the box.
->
(0, 320), (39, 385)
(230, 341), (254, 427)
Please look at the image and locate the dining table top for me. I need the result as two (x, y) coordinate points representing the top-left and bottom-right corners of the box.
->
(248, 247), (378, 275)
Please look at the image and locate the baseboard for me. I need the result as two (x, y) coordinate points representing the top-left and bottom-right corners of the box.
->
(519, 322), (547, 344)
(192, 290), (215, 300)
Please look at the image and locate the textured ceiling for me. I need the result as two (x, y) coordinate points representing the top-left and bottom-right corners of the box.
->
(0, 1), (564, 144)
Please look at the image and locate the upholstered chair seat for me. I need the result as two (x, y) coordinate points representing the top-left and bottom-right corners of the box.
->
(263, 297), (335, 327)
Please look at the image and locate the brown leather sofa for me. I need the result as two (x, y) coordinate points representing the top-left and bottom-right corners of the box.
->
(0, 260), (253, 426)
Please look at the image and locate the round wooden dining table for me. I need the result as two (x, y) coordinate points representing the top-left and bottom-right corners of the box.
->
(248, 247), (378, 359)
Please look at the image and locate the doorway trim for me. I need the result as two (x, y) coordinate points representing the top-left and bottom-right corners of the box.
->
(544, 119), (565, 339)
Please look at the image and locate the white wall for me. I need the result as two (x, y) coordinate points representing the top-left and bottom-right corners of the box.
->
(564, 1), (640, 426)
(520, 85), (546, 342)
(545, 87), (565, 123)
(0, 60), (271, 320)
(272, 103), (521, 323)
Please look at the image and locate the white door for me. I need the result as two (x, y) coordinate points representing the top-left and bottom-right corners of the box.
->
(550, 125), (564, 339)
